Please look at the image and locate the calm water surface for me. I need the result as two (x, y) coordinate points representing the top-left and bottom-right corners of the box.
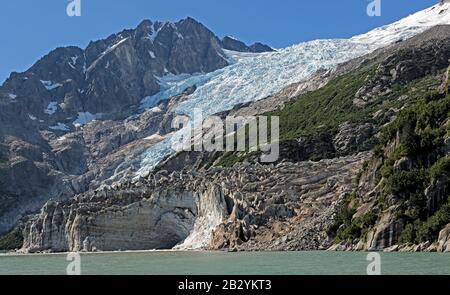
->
(0, 251), (449, 275)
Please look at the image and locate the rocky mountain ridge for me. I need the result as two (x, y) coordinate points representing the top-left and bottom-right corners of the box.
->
(15, 25), (450, 253)
(0, 17), (272, 235)
(220, 36), (274, 53)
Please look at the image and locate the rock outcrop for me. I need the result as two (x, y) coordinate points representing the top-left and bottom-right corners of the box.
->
(221, 36), (274, 53)
(327, 42), (450, 252)
(437, 224), (450, 252)
(353, 26), (450, 106)
(333, 122), (374, 156)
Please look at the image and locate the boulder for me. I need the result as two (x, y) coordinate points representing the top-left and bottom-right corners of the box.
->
(437, 223), (450, 252)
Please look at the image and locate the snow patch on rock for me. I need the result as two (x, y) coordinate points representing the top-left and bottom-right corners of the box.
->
(45, 102), (58, 115)
(73, 112), (99, 127)
(40, 80), (62, 91)
(49, 123), (70, 132)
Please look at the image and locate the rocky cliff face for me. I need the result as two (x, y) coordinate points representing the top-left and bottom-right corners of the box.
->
(23, 189), (200, 252)
(21, 151), (367, 252)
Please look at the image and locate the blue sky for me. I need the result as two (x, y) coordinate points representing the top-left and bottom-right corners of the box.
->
(0, 0), (437, 83)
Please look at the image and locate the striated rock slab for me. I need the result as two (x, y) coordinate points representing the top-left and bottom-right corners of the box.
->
(23, 190), (199, 252)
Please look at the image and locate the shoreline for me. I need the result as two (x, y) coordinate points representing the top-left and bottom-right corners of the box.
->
(0, 249), (210, 257)
(1, 248), (450, 257)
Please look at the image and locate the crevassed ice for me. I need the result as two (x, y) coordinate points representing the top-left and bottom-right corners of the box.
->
(174, 189), (228, 250)
(140, 72), (206, 109)
(174, 40), (374, 118)
(137, 138), (174, 174)
(135, 40), (373, 176)
(135, 2), (450, 177)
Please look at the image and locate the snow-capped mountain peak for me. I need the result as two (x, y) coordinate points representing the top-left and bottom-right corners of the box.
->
(352, 1), (450, 45)
(135, 2), (450, 176)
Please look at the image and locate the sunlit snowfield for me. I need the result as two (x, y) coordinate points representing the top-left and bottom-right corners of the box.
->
(0, 252), (449, 275)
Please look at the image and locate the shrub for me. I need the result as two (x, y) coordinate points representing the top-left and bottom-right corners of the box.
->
(332, 207), (379, 243)
(416, 202), (450, 243)
(0, 229), (23, 250)
(399, 223), (417, 244)
(398, 199), (450, 244)
(430, 156), (450, 180)
(327, 198), (357, 236)
(385, 169), (428, 197)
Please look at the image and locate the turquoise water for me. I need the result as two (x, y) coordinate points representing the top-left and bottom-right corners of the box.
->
(0, 251), (449, 275)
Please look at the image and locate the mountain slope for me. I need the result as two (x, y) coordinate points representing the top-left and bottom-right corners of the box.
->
(0, 18), (271, 235)
(18, 23), (450, 251)
(133, 1), (450, 176)
(221, 36), (274, 53)
(1, 17), (228, 121)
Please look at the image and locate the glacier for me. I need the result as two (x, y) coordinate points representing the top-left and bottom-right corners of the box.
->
(134, 2), (450, 176)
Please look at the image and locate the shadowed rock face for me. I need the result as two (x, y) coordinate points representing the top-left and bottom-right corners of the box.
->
(3, 18), (229, 119)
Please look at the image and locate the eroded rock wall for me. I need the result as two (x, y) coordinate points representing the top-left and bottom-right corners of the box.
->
(21, 152), (368, 252)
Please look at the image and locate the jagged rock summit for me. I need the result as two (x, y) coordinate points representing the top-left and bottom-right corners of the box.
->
(221, 36), (274, 53)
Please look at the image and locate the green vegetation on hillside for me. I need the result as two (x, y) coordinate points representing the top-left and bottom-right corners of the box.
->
(0, 229), (23, 251)
(399, 200), (450, 244)
(382, 93), (450, 243)
(272, 67), (445, 141)
(270, 68), (377, 140)
(213, 62), (444, 167)
(330, 89), (450, 244)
